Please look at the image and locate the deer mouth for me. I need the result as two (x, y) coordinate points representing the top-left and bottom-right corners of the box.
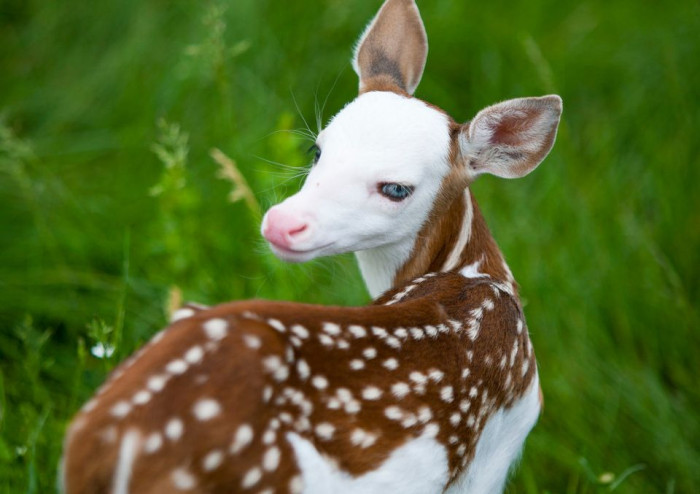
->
(267, 240), (334, 263)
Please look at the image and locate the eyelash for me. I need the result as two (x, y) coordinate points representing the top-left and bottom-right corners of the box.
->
(378, 183), (415, 202)
(308, 144), (321, 164)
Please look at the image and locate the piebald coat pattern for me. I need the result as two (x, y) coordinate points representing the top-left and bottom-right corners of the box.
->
(61, 0), (562, 493)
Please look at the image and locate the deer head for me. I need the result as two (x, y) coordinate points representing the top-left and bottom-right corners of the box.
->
(261, 0), (561, 297)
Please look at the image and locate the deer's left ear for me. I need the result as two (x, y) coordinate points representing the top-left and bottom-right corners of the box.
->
(352, 0), (428, 95)
(459, 95), (563, 179)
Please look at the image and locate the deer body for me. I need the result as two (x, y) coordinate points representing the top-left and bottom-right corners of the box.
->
(62, 1), (562, 493)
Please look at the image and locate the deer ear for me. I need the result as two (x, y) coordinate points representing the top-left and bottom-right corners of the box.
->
(352, 0), (428, 95)
(459, 95), (563, 179)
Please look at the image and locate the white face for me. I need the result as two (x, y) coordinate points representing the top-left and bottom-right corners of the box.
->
(261, 91), (452, 264)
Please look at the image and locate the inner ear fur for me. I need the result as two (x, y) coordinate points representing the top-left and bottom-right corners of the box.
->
(352, 0), (428, 95)
(459, 95), (563, 179)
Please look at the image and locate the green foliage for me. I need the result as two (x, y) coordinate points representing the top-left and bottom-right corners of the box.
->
(0, 0), (698, 491)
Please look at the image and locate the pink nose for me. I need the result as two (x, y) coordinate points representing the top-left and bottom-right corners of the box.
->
(262, 208), (309, 249)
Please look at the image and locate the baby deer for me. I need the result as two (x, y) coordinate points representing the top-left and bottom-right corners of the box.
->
(62, 0), (562, 492)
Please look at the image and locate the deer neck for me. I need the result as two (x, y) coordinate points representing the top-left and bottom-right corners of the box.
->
(357, 188), (517, 299)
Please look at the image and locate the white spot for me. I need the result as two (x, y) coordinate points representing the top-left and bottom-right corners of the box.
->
(350, 359), (365, 370)
(401, 414), (418, 428)
(171, 308), (195, 322)
(243, 334), (262, 349)
(267, 318), (286, 333)
(385, 336), (401, 349)
(409, 371), (427, 385)
(457, 444), (467, 457)
(132, 390), (152, 405)
(362, 347), (377, 359)
(345, 400), (362, 414)
(424, 325), (439, 337)
(111, 401), (132, 418)
(147, 374), (169, 392)
(315, 422), (335, 440)
(417, 406), (432, 423)
(462, 368), (470, 379)
(166, 359), (188, 375)
(469, 386), (479, 398)
(290, 324), (309, 339)
(263, 356), (289, 381)
(467, 319), (480, 341)
(263, 386), (273, 403)
(322, 322), (342, 335)
(371, 326), (388, 338)
(297, 359), (310, 380)
(263, 446), (281, 471)
(409, 328), (424, 339)
(450, 412), (461, 426)
(337, 339), (350, 350)
(230, 424), (254, 454)
(203, 318), (228, 340)
(311, 375), (328, 390)
(171, 468), (197, 490)
(522, 358), (530, 377)
(348, 325), (367, 338)
(184, 345), (204, 364)
(510, 340), (519, 367)
(165, 418), (184, 441)
(384, 406), (404, 421)
(143, 432), (162, 453)
(482, 299), (495, 311)
(394, 327), (408, 339)
(262, 429), (276, 447)
(362, 386), (382, 400)
(336, 388), (352, 402)
(202, 450), (224, 471)
(241, 467), (262, 488)
(383, 358), (399, 370)
(318, 334), (335, 347)
(424, 422), (440, 437)
(516, 319), (524, 334)
(449, 435), (458, 444)
(460, 400), (471, 413)
(428, 369), (444, 382)
(467, 415), (476, 427)
(289, 475), (304, 494)
(350, 428), (378, 448)
(81, 398), (98, 413)
(193, 399), (221, 421)
(460, 259), (487, 279)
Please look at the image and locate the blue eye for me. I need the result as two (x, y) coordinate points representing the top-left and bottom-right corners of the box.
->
(308, 144), (321, 164)
(379, 183), (414, 201)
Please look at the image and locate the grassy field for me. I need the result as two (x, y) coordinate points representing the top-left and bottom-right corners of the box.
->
(1, 0), (699, 492)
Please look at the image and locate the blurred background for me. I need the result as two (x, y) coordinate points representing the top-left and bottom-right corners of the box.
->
(1, 0), (698, 492)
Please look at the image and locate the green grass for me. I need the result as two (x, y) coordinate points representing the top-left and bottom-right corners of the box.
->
(1, 0), (698, 492)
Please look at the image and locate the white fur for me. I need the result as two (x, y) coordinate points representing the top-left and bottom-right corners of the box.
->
(112, 429), (141, 494)
(286, 430), (449, 494)
(441, 191), (474, 272)
(263, 91), (451, 297)
(445, 376), (541, 494)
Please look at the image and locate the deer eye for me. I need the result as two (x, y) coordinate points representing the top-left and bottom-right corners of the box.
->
(308, 144), (321, 164)
(379, 183), (414, 202)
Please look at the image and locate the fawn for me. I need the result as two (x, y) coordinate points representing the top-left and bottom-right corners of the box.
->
(61, 0), (562, 492)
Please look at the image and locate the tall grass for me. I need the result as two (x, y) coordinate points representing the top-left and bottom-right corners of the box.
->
(1, 0), (698, 491)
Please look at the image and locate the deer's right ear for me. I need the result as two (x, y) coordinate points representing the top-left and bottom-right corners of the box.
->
(352, 0), (428, 95)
